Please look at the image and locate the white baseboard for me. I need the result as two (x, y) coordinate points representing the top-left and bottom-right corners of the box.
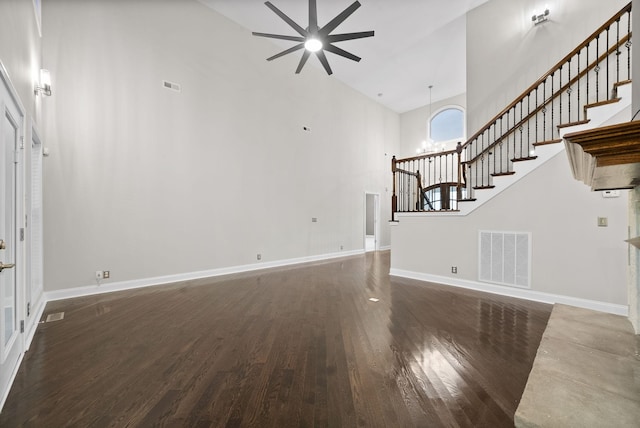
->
(45, 249), (365, 303)
(0, 352), (23, 414)
(0, 293), (45, 413)
(389, 268), (629, 316)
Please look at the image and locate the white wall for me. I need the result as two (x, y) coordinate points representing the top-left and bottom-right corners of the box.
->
(42, 0), (399, 292)
(0, 0), (41, 111)
(399, 93), (466, 159)
(467, 0), (629, 133)
(391, 150), (628, 307)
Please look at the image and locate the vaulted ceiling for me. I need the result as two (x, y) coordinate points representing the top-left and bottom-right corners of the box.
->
(199, 0), (489, 113)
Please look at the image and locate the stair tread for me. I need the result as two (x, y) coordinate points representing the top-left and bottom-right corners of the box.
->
(458, 198), (477, 202)
(558, 119), (590, 129)
(512, 156), (538, 162)
(533, 139), (563, 146)
(613, 79), (632, 88)
(473, 185), (496, 190)
(491, 171), (516, 177)
(584, 98), (620, 110)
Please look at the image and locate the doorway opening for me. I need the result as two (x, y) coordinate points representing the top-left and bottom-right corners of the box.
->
(364, 193), (379, 252)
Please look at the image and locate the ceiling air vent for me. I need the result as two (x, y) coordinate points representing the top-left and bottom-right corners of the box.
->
(162, 80), (181, 93)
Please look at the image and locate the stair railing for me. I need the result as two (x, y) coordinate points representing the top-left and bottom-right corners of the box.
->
(391, 2), (632, 220)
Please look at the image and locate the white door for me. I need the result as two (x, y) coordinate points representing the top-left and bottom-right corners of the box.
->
(0, 68), (24, 407)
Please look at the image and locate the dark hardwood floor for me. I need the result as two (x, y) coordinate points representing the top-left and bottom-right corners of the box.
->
(0, 251), (551, 427)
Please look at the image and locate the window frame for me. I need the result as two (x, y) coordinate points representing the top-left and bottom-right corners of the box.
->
(426, 105), (466, 150)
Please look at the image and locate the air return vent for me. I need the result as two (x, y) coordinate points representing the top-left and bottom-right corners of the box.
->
(479, 231), (531, 288)
(45, 312), (65, 322)
(162, 80), (181, 92)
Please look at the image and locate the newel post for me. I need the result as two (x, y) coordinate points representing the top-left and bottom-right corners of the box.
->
(391, 156), (397, 221)
(456, 142), (463, 203)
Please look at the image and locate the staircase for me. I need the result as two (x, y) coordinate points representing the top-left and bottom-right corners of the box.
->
(391, 3), (632, 220)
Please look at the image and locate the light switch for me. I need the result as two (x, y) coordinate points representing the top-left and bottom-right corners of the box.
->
(597, 217), (608, 227)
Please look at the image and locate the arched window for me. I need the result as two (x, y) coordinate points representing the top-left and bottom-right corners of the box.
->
(426, 106), (465, 151)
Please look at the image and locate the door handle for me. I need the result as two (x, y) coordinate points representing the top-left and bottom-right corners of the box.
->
(0, 239), (5, 250)
(0, 262), (15, 272)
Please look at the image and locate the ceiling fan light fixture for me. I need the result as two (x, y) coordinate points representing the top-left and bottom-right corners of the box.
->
(252, 0), (374, 75)
(304, 38), (323, 52)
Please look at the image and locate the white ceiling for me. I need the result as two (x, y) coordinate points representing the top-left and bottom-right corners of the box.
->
(199, 0), (488, 114)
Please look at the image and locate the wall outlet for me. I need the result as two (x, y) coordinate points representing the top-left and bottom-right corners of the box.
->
(451, 266), (458, 274)
(103, 271), (110, 279)
(95, 270), (103, 280)
(257, 253), (262, 261)
(340, 245), (344, 250)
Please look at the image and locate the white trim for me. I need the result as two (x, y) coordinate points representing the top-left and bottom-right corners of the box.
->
(427, 104), (466, 149)
(0, 63), (26, 115)
(28, 122), (44, 317)
(389, 268), (628, 316)
(46, 249), (365, 302)
(0, 352), (23, 413)
(24, 295), (45, 352)
(0, 59), (27, 366)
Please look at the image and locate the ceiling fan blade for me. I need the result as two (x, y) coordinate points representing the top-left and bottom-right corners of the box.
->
(319, 1), (361, 36)
(264, 1), (307, 37)
(323, 44), (361, 62)
(267, 43), (305, 61)
(255, 0), (371, 75)
(309, 0), (318, 33)
(315, 50), (333, 75)
(252, 32), (305, 43)
(295, 50), (312, 74)
(326, 31), (375, 43)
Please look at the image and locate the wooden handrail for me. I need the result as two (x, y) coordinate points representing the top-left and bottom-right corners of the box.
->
(395, 168), (420, 177)
(462, 2), (632, 150)
(393, 148), (459, 164)
(465, 33), (631, 164)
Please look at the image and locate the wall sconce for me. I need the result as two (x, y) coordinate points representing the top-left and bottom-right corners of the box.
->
(532, 8), (550, 25)
(34, 69), (51, 96)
